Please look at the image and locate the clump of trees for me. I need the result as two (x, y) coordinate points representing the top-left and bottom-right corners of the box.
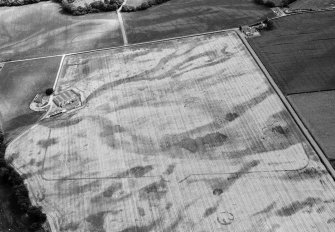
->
(0, 0), (48, 7)
(45, 88), (54, 96)
(253, 0), (297, 7)
(121, 0), (171, 12)
(0, 132), (47, 232)
(263, 18), (274, 30)
(60, 0), (123, 15)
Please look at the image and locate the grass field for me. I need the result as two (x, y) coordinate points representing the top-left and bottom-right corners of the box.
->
(122, 0), (274, 43)
(288, 91), (335, 161)
(290, 0), (335, 9)
(248, 11), (335, 95)
(0, 2), (122, 61)
(0, 57), (62, 141)
(5, 31), (335, 232)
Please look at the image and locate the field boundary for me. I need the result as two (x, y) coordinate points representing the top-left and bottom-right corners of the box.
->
(2, 28), (237, 64)
(238, 31), (335, 179)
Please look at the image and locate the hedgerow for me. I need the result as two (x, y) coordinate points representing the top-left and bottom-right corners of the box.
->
(0, 131), (47, 232)
(121, 0), (172, 12)
(253, 0), (297, 7)
(0, 0), (48, 7)
(60, 0), (123, 15)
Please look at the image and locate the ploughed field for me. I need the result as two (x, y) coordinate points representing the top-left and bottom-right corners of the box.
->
(290, 0), (335, 9)
(0, 1), (122, 61)
(123, 0), (274, 43)
(6, 31), (335, 231)
(248, 11), (335, 95)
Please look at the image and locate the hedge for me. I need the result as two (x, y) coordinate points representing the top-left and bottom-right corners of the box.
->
(0, 0), (48, 7)
(121, 0), (172, 12)
(253, 0), (297, 7)
(0, 131), (47, 232)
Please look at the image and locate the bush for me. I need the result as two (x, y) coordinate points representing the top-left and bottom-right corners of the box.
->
(254, 0), (264, 4)
(264, 1), (275, 7)
(27, 206), (47, 223)
(0, 135), (46, 229)
(45, 88), (54, 96)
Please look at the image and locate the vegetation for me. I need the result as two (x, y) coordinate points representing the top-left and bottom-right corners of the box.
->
(0, 131), (47, 232)
(45, 88), (54, 96)
(264, 18), (274, 30)
(0, 0), (48, 7)
(121, 0), (172, 12)
(253, 0), (297, 7)
(0, 0), (172, 15)
(59, 0), (123, 15)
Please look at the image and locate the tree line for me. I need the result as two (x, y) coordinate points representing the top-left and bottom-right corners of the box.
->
(254, 0), (297, 7)
(0, 132), (47, 232)
(121, 0), (172, 12)
(0, 0), (48, 7)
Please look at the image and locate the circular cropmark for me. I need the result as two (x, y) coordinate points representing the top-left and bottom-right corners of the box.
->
(217, 211), (234, 225)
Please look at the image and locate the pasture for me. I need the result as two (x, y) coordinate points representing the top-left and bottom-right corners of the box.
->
(0, 2), (122, 61)
(288, 91), (335, 161)
(5, 31), (335, 232)
(122, 0), (274, 43)
(0, 57), (62, 141)
(290, 0), (335, 9)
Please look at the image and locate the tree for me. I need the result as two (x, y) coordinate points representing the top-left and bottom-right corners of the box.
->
(27, 206), (47, 223)
(45, 88), (54, 96)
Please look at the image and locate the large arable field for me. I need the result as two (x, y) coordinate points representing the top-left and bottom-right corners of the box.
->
(5, 31), (335, 232)
(290, 0), (335, 9)
(0, 2), (122, 61)
(123, 0), (274, 43)
(248, 11), (335, 95)
(0, 57), (62, 141)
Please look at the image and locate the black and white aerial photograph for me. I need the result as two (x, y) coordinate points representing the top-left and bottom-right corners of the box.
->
(0, 0), (335, 231)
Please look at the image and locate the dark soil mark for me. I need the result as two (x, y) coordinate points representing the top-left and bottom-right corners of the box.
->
(60, 222), (80, 231)
(163, 164), (176, 176)
(209, 160), (260, 192)
(117, 165), (153, 178)
(100, 124), (124, 137)
(43, 116), (83, 129)
(272, 125), (288, 135)
(86, 211), (106, 232)
(119, 220), (159, 232)
(213, 188), (223, 196)
(276, 197), (322, 217)
(225, 112), (239, 122)
(102, 183), (122, 198)
(139, 178), (168, 201)
(280, 167), (328, 181)
(253, 202), (276, 216)
(179, 132), (228, 153)
(327, 218), (335, 224)
(203, 205), (218, 217)
(165, 202), (173, 210)
(137, 207), (145, 217)
(37, 138), (58, 149)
